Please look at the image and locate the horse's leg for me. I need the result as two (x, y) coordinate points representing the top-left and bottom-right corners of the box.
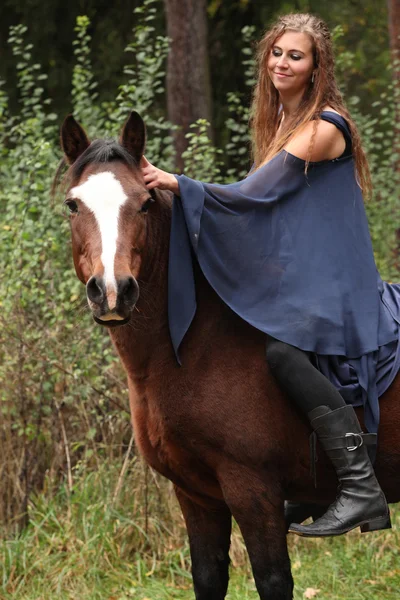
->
(175, 486), (232, 600)
(220, 470), (293, 600)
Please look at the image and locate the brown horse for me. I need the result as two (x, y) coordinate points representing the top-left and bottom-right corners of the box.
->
(57, 111), (400, 600)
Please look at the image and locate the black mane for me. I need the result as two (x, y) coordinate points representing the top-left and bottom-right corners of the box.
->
(71, 138), (136, 180)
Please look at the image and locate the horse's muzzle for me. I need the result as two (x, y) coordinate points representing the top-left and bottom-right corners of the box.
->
(86, 275), (139, 326)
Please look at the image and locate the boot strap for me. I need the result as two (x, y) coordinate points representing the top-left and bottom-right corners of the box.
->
(309, 432), (376, 487)
(321, 432), (376, 452)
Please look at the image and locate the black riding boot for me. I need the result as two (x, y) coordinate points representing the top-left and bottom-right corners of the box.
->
(288, 405), (391, 537)
(284, 502), (326, 531)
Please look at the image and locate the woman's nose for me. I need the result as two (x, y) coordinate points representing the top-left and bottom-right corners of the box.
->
(276, 55), (289, 68)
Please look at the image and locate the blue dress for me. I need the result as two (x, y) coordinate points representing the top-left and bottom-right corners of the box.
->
(168, 112), (400, 433)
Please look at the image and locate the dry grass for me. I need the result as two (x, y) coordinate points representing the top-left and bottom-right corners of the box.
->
(0, 457), (398, 600)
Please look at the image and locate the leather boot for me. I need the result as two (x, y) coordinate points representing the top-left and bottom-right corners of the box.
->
(284, 501), (326, 531)
(288, 405), (391, 537)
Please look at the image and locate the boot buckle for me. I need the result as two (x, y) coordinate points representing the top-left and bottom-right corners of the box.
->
(345, 432), (363, 451)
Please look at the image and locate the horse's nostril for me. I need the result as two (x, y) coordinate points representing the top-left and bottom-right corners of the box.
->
(118, 276), (138, 307)
(87, 276), (105, 305)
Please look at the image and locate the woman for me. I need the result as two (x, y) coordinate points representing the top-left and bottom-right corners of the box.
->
(140, 14), (396, 537)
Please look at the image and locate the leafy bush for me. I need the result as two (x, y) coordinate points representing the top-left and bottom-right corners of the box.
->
(0, 3), (399, 535)
(334, 25), (400, 280)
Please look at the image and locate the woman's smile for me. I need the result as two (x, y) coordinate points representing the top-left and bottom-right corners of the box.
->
(267, 30), (314, 94)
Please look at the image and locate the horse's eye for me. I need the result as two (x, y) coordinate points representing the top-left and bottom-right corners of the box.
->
(140, 197), (155, 213)
(65, 199), (78, 214)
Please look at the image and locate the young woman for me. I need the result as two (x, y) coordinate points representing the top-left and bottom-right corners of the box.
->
(140, 14), (396, 537)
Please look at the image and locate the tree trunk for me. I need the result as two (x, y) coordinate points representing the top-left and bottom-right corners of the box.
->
(164, 0), (212, 171)
(388, 0), (400, 57)
(387, 0), (400, 267)
(388, 0), (400, 151)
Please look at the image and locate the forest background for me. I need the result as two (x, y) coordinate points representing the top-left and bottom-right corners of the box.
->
(0, 0), (400, 599)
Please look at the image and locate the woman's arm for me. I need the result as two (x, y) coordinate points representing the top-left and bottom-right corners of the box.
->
(141, 156), (180, 196)
(141, 119), (345, 195)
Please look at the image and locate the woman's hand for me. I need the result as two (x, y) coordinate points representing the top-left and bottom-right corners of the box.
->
(141, 156), (180, 195)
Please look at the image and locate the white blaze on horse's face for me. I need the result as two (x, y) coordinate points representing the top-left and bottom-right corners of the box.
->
(69, 171), (127, 308)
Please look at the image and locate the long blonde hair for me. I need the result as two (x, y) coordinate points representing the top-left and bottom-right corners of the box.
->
(250, 13), (372, 196)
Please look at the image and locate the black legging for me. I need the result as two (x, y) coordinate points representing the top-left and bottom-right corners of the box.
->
(265, 338), (346, 415)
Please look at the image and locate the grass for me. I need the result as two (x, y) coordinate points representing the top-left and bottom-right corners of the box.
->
(0, 460), (399, 600)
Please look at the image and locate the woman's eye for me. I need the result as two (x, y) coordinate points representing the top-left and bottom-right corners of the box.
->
(272, 48), (302, 61)
(64, 199), (78, 214)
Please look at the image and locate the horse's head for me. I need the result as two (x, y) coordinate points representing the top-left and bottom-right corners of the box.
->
(60, 112), (154, 327)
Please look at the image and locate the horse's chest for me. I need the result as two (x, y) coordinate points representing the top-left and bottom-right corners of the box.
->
(132, 395), (195, 470)
(130, 393), (219, 497)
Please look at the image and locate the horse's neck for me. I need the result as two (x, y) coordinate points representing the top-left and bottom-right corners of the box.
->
(109, 192), (174, 378)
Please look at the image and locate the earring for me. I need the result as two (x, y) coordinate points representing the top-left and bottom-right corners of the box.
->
(311, 72), (315, 84)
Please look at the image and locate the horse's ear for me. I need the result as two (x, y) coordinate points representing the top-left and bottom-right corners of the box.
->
(60, 115), (90, 165)
(120, 111), (146, 163)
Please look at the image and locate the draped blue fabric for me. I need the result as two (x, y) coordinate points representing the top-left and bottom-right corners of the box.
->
(168, 112), (400, 432)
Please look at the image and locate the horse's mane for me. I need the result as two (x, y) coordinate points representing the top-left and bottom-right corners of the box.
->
(52, 138), (137, 196)
(73, 139), (136, 178)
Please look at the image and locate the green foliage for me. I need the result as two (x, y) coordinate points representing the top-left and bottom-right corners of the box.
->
(181, 119), (223, 181)
(0, 80), (7, 112)
(8, 25), (49, 123)
(0, 463), (399, 598)
(6, 25), (57, 145)
(114, 0), (169, 118)
(334, 26), (400, 280)
(0, 461), (190, 598)
(0, 18), (132, 533)
(224, 25), (256, 180)
(107, 0), (176, 171)
(0, 83), (10, 174)
(0, 1), (399, 538)
(0, 6), (399, 596)
(71, 16), (102, 135)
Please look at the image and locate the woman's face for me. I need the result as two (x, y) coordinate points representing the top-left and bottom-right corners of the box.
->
(267, 31), (315, 95)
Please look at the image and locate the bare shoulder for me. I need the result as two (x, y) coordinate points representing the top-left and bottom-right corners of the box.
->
(322, 105), (342, 116)
(284, 110), (346, 162)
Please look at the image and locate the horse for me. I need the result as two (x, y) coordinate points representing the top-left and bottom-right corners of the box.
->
(56, 111), (400, 600)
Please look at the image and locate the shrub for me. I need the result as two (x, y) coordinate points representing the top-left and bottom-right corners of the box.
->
(0, 5), (399, 535)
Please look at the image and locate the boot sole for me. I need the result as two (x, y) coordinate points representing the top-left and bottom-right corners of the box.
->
(288, 512), (392, 537)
